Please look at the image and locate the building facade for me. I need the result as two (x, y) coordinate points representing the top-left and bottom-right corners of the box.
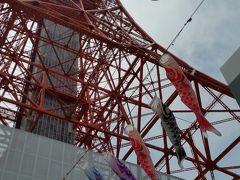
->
(20, 20), (78, 144)
(221, 47), (240, 107)
(0, 124), (184, 180)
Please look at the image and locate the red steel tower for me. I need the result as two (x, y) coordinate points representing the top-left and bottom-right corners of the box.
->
(0, 0), (239, 179)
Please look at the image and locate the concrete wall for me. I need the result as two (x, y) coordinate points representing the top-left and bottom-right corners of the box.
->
(0, 125), (184, 180)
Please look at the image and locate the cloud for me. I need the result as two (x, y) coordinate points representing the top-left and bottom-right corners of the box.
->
(120, 0), (240, 179)
(121, 0), (240, 81)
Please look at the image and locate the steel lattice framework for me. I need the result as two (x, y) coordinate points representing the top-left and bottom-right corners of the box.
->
(0, 0), (239, 179)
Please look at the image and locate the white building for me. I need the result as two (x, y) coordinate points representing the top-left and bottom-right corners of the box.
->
(221, 47), (240, 107)
(0, 125), (184, 180)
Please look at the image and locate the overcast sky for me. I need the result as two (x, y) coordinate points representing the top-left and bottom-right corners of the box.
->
(120, 0), (240, 179)
(121, 0), (240, 83)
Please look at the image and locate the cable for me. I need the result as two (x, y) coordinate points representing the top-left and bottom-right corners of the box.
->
(62, 150), (88, 180)
(63, 108), (116, 179)
(164, 0), (206, 53)
(143, 0), (206, 88)
(63, 0), (207, 178)
(103, 0), (207, 138)
(62, 132), (110, 180)
(175, 116), (192, 124)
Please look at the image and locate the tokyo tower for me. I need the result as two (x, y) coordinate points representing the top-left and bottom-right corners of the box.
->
(0, 0), (239, 179)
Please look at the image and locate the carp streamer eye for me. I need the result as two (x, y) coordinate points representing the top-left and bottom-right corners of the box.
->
(166, 68), (175, 79)
(166, 68), (182, 81)
(132, 139), (143, 151)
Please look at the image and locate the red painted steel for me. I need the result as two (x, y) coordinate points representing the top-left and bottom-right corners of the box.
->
(0, 0), (239, 179)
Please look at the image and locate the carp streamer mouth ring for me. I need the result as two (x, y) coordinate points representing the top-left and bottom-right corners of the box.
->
(159, 54), (171, 65)
(124, 125), (134, 135)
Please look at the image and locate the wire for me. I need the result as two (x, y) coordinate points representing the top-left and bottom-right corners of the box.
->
(63, 150), (88, 180)
(63, 108), (116, 179)
(62, 133), (110, 180)
(62, 0), (207, 178)
(175, 116), (192, 124)
(164, 0), (206, 53)
(143, 0), (206, 87)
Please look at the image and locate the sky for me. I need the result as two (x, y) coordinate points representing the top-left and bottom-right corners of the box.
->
(121, 0), (240, 83)
(1, 1), (239, 179)
(120, 0), (240, 179)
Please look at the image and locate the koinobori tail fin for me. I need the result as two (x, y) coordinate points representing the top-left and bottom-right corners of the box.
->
(197, 114), (222, 137)
(176, 146), (186, 169)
